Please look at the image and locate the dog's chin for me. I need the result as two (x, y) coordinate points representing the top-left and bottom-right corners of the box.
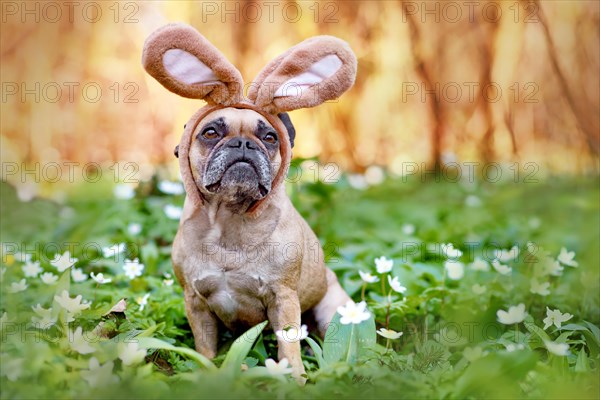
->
(205, 162), (270, 204)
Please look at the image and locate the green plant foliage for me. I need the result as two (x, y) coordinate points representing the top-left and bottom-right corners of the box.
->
(323, 312), (376, 365)
(0, 170), (598, 399)
(221, 320), (268, 376)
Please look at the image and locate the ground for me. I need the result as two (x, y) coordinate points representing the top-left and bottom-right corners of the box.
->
(1, 163), (598, 399)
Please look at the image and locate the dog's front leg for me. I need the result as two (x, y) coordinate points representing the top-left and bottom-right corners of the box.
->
(184, 288), (218, 358)
(267, 287), (306, 384)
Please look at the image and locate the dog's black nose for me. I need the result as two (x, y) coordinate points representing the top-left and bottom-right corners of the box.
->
(226, 137), (258, 150)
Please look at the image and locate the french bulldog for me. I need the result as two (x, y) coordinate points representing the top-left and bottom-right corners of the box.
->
(142, 23), (357, 381)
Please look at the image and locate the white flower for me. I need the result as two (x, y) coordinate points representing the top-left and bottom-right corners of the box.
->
(470, 257), (490, 271)
(128, 222), (142, 236)
(275, 324), (309, 343)
(81, 358), (118, 387)
(506, 343), (525, 352)
(337, 300), (371, 325)
(465, 195), (482, 207)
(526, 241), (537, 254)
(15, 252), (32, 263)
(40, 272), (58, 285)
(497, 304), (527, 325)
(528, 217), (541, 229)
(102, 243), (126, 258)
(544, 340), (569, 356)
(54, 290), (90, 315)
(364, 165), (385, 185)
(494, 246), (519, 262)
(530, 278), (550, 296)
(50, 251), (77, 272)
(376, 328), (403, 340)
(543, 307), (573, 330)
(265, 358), (293, 375)
(123, 258), (144, 280)
(387, 275), (407, 293)
(164, 204), (183, 220)
(71, 268), (88, 282)
(543, 257), (564, 276)
(347, 174), (368, 190)
(162, 272), (174, 286)
(69, 326), (96, 354)
(557, 247), (578, 267)
(441, 243), (463, 259)
(118, 342), (147, 366)
(10, 279), (28, 293)
(136, 293), (150, 311)
(158, 180), (184, 195)
(472, 284), (487, 295)
(375, 256), (393, 274)
(531, 253), (558, 278)
(444, 261), (464, 280)
(402, 224), (415, 235)
(114, 184), (135, 200)
(0, 358), (23, 381)
(463, 346), (487, 362)
(90, 272), (112, 284)
(492, 259), (512, 275)
(22, 261), (42, 278)
(31, 304), (57, 329)
(358, 270), (379, 283)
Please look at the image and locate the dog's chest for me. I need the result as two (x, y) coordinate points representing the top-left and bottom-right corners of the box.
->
(176, 204), (291, 329)
(190, 263), (272, 329)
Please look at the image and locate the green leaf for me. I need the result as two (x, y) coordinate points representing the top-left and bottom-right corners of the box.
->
(141, 241), (159, 271)
(562, 323), (599, 357)
(136, 337), (216, 370)
(221, 320), (268, 374)
(561, 323), (591, 332)
(135, 324), (160, 338)
(54, 270), (71, 296)
(251, 334), (268, 361)
(555, 331), (573, 343)
(247, 350), (265, 365)
(413, 340), (451, 372)
(243, 357), (259, 368)
(323, 312), (376, 365)
(575, 349), (590, 372)
(305, 336), (325, 368)
(523, 317), (551, 342)
(582, 321), (600, 344)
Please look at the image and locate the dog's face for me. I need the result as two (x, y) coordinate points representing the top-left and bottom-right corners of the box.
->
(188, 108), (283, 210)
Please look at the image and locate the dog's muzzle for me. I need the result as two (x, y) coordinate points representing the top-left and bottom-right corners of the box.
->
(202, 137), (272, 199)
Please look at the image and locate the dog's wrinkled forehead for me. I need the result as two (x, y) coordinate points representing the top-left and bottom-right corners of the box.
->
(195, 108), (274, 137)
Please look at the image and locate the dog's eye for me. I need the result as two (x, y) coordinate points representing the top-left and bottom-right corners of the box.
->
(263, 132), (278, 144)
(202, 128), (219, 140)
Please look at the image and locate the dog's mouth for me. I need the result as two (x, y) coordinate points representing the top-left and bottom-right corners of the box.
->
(206, 182), (270, 198)
(203, 158), (271, 199)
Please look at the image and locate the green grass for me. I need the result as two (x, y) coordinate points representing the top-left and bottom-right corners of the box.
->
(1, 167), (599, 399)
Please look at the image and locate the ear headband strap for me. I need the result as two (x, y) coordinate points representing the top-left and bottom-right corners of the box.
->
(179, 102), (291, 218)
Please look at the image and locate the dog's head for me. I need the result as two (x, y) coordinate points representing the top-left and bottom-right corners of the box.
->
(188, 109), (295, 212)
(142, 23), (356, 216)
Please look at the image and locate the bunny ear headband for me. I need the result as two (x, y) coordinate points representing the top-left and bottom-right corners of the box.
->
(142, 23), (357, 217)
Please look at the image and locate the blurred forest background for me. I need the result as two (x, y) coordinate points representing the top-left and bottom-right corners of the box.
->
(1, 0), (599, 185)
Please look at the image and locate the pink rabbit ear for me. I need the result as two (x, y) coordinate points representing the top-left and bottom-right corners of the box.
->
(142, 23), (244, 106)
(247, 36), (357, 114)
